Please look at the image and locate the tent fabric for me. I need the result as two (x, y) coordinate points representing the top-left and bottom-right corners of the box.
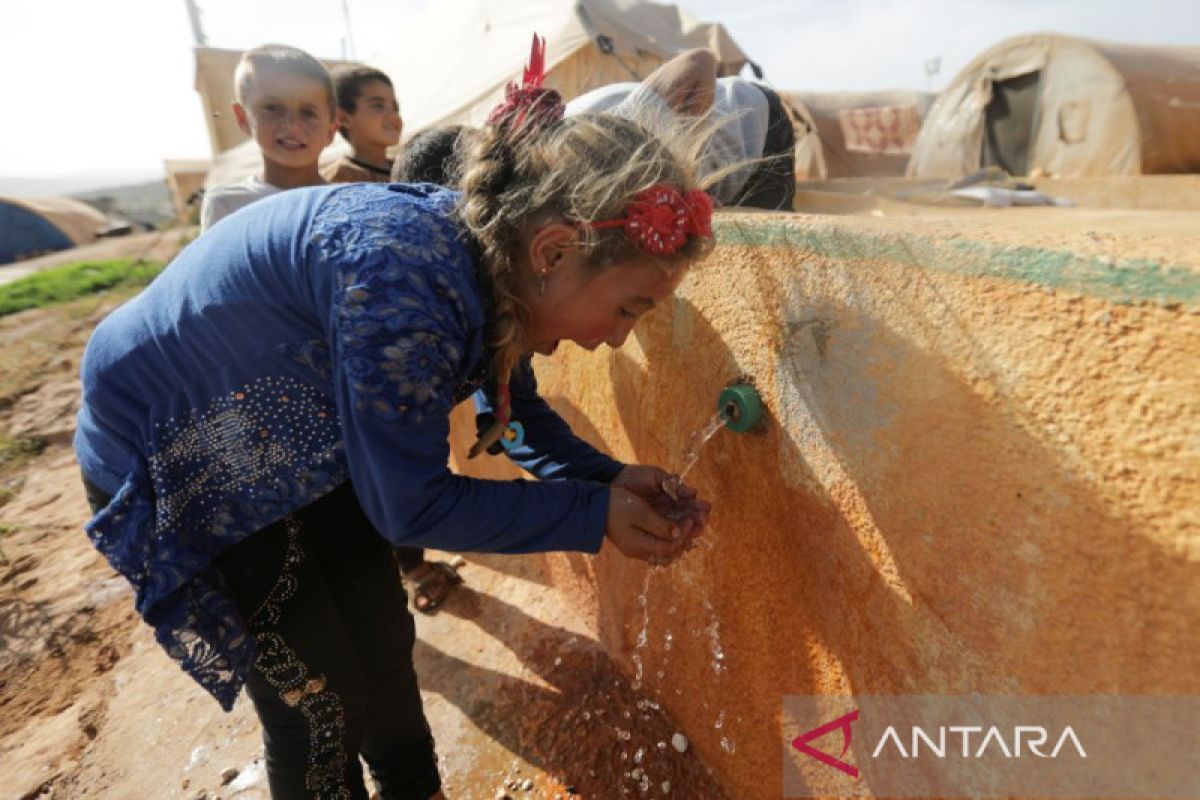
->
(782, 90), (935, 178)
(774, 95), (827, 181)
(164, 159), (212, 221)
(908, 33), (1200, 178)
(205, 0), (749, 188)
(0, 196), (107, 265)
(193, 47), (251, 156)
(372, 0), (748, 136)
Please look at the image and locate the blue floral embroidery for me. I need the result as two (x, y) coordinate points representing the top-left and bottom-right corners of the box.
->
(278, 338), (334, 381)
(315, 187), (477, 425)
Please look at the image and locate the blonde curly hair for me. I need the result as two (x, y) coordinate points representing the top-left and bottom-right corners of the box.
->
(459, 113), (716, 412)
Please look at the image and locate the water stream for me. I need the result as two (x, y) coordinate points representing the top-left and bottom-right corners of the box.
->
(618, 406), (739, 770)
(663, 407), (730, 499)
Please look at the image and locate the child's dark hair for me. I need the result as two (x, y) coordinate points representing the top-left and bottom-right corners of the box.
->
(392, 126), (471, 185)
(331, 66), (395, 141)
(459, 113), (715, 391)
(235, 44), (336, 116)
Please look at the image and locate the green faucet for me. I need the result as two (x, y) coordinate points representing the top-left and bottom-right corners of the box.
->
(718, 384), (763, 433)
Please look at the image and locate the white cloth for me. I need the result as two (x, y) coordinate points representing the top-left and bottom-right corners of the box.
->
(950, 186), (1075, 207)
(199, 175), (282, 232)
(566, 77), (770, 204)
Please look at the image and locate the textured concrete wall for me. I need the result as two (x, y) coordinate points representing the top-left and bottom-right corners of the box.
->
(449, 210), (1200, 797)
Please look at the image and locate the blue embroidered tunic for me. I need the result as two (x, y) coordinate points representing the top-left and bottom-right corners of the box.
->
(74, 184), (624, 709)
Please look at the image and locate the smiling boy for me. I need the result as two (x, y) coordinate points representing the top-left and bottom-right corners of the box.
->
(200, 44), (338, 231)
(322, 67), (403, 183)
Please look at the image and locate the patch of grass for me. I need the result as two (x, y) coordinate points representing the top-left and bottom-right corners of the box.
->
(0, 435), (46, 471)
(0, 258), (164, 318)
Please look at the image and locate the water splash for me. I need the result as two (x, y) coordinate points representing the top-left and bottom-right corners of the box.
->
(703, 600), (726, 674)
(631, 571), (652, 690)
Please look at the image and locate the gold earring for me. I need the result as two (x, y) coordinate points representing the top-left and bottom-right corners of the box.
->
(538, 271), (547, 296)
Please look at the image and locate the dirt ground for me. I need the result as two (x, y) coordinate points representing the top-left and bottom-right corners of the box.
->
(0, 249), (729, 799)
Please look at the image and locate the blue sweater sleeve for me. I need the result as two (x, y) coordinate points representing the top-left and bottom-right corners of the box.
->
(472, 358), (626, 482)
(324, 217), (609, 555)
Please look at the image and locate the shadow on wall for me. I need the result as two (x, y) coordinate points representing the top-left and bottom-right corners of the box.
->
(539, 243), (1200, 797)
(778, 296), (1199, 684)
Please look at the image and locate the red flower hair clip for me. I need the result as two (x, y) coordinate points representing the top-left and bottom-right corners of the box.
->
(486, 33), (564, 135)
(590, 185), (714, 255)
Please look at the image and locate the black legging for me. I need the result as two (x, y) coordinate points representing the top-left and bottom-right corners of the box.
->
(83, 479), (441, 800)
(394, 545), (426, 575)
(730, 84), (797, 211)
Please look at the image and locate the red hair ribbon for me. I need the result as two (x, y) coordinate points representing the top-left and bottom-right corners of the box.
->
(590, 185), (714, 255)
(486, 33), (564, 133)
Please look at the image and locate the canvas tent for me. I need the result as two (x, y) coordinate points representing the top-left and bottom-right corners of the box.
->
(194, 47), (254, 156)
(777, 97), (827, 182)
(908, 34), (1200, 178)
(782, 90), (935, 178)
(0, 197), (107, 265)
(205, 0), (750, 188)
(164, 159), (212, 221)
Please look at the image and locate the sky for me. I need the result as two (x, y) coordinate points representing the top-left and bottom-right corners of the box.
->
(0, 0), (1196, 184)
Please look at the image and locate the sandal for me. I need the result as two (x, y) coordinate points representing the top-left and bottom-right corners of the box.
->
(404, 561), (464, 615)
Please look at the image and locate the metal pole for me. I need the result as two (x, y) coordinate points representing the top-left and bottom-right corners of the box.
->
(341, 0), (358, 61)
(183, 0), (207, 47)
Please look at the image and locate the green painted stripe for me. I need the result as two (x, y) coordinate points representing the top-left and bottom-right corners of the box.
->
(714, 218), (1200, 308)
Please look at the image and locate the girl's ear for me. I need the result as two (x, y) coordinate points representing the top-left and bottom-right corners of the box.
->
(232, 102), (252, 136)
(527, 223), (581, 276)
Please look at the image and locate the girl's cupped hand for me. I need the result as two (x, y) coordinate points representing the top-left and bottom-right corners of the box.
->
(605, 465), (711, 565)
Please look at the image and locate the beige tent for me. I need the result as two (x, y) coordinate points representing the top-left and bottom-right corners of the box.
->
(164, 159), (212, 221)
(782, 90), (935, 178)
(372, 0), (747, 135)
(908, 33), (1200, 178)
(762, 96), (824, 181)
(194, 47), (251, 156)
(205, 0), (750, 188)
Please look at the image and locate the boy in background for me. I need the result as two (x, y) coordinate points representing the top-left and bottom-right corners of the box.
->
(200, 44), (338, 230)
(323, 67), (403, 183)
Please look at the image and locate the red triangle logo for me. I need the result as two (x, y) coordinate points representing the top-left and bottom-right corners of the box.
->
(791, 709), (860, 778)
